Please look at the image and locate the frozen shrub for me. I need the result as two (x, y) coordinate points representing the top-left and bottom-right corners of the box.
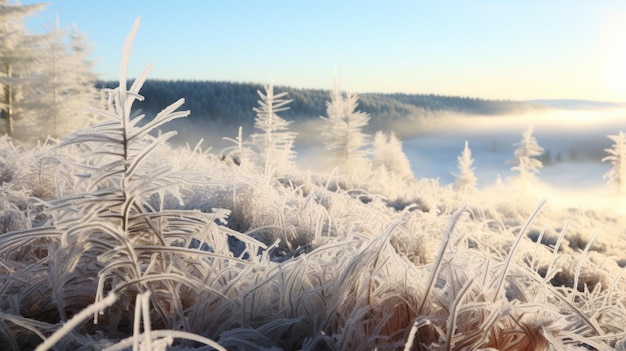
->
(372, 131), (413, 180)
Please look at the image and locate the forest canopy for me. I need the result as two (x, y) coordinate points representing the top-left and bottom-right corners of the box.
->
(97, 79), (547, 131)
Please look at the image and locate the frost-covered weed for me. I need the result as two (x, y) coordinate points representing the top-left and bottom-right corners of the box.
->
(1, 18), (626, 351)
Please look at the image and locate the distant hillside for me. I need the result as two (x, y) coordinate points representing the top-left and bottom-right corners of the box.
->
(98, 80), (546, 132)
(529, 99), (626, 110)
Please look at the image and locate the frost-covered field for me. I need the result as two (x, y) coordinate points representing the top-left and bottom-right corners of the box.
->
(2, 21), (626, 351)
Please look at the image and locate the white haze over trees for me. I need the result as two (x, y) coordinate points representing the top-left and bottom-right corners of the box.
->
(2, 7), (626, 351)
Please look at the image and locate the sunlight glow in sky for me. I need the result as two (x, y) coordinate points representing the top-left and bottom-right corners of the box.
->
(20, 0), (626, 102)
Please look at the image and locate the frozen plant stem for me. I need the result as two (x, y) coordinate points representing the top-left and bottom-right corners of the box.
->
(446, 279), (475, 351)
(571, 230), (599, 302)
(35, 293), (118, 351)
(417, 205), (466, 314)
(493, 199), (546, 302)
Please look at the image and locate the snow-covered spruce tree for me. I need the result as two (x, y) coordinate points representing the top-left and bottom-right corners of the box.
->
(602, 130), (626, 197)
(249, 81), (296, 174)
(26, 21), (66, 140)
(371, 130), (413, 180)
(18, 21), (98, 141)
(0, 0), (46, 137)
(54, 25), (99, 136)
(1, 3), (97, 142)
(452, 140), (477, 192)
(510, 126), (544, 182)
(319, 74), (370, 178)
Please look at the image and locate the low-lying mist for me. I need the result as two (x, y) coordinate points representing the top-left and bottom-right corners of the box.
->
(169, 104), (624, 213)
(294, 106), (625, 209)
(400, 107), (625, 211)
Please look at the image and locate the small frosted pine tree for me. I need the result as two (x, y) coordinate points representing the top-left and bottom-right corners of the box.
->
(510, 126), (544, 182)
(602, 130), (626, 197)
(453, 140), (477, 192)
(319, 74), (370, 178)
(371, 131), (413, 180)
(249, 81), (296, 174)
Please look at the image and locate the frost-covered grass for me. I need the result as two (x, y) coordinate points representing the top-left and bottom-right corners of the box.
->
(1, 19), (626, 351)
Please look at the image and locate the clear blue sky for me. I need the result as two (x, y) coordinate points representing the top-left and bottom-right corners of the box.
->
(19, 0), (626, 102)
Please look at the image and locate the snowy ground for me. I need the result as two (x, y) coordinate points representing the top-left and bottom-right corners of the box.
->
(2, 101), (626, 350)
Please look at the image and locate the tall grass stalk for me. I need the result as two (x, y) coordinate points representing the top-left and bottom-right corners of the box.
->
(492, 199), (546, 302)
(417, 205), (466, 315)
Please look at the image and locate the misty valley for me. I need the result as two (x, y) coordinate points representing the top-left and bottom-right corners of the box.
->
(121, 79), (624, 197)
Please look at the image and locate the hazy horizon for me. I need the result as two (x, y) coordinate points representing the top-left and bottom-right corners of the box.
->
(93, 76), (626, 106)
